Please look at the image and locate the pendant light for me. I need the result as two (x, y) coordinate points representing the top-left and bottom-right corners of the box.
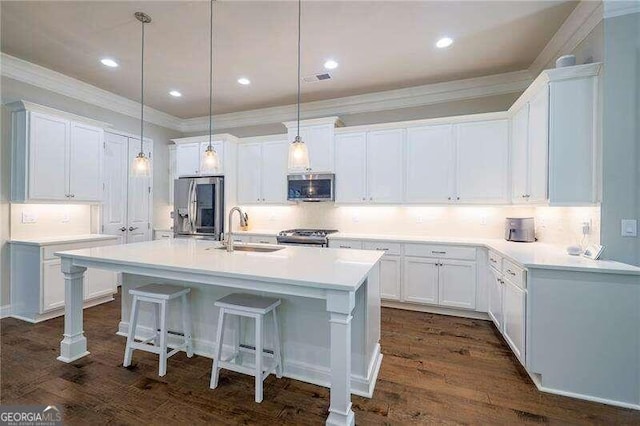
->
(287, 0), (310, 170)
(200, 0), (220, 174)
(131, 12), (152, 177)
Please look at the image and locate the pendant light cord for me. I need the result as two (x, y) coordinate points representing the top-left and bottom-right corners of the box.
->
(296, 0), (301, 139)
(208, 0), (214, 149)
(140, 18), (145, 155)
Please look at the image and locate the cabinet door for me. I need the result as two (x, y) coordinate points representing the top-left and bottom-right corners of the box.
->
(379, 255), (401, 301)
(42, 259), (65, 312)
(260, 141), (288, 203)
(199, 141), (225, 174)
(455, 120), (509, 203)
(169, 145), (177, 205)
(503, 278), (526, 362)
(438, 260), (477, 309)
(366, 129), (404, 203)
(307, 124), (334, 172)
(511, 104), (530, 203)
(176, 143), (201, 177)
(528, 86), (549, 202)
(127, 139), (152, 243)
(487, 269), (504, 330)
(69, 122), (103, 201)
(406, 125), (455, 202)
(85, 268), (117, 300)
(403, 257), (438, 304)
(28, 112), (69, 200)
(335, 133), (367, 203)
(102, 132), (128, 238)
(237, 144), (262, 204)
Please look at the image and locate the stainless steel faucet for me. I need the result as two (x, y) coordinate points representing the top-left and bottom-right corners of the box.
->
(226, 207), (248, 252)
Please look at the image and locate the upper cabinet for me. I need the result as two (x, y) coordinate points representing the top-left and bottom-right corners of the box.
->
(334, 129), (404, 204)
(9, 102), (105, 203)
(236, 139), (288, 204)
(283, 116), (341, 173)
(174, 139), (225, 177)
(509, 63), (601, 205)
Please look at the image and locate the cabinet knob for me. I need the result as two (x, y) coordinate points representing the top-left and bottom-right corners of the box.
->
(456, 197), (460, 201)
(262, 198), (265, 201)
(369, 197), (373, 201)
(447, 197), (451, 201)
(120, 227), (127, 232)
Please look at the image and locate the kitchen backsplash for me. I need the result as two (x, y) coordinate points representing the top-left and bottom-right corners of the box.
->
(238, 203), (601, 247)
(10, 204), (92, 240)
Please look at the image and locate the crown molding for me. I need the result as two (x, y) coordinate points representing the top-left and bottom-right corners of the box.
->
(1, 53), (182, 130)
(604, 0), (640, 18)
(179, 70), (532, 132)
(529, 1), (604, 76)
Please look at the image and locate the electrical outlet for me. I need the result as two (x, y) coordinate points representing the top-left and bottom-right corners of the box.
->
(581, 219), (591, 235)
(61, 211), (70, 223)
(352, 213), (360, 223)
(480, 215), (488, 225)
(621, 219), (637, 237)
(416, 215), (424, 224)
(21, 212), (37, 224)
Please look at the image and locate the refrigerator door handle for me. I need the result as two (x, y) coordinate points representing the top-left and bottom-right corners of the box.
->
(188, 180), (196, 232)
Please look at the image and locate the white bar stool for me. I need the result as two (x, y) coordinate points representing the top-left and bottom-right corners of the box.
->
(123, 284), (194, 377)
(210, 293), (282, 403)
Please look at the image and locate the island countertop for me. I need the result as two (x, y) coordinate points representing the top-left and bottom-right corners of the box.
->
(55, 238), (384, 291)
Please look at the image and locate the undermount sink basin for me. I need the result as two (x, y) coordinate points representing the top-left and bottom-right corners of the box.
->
(211, 244), (285, 253)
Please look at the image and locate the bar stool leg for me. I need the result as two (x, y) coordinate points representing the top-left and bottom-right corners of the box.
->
(272, 309), (283, 378)
(232, 314), (241, 364)
(254, 314), (263, 403)
(123, 295), (140, 367)
(153, 302), (161, 346)
(158, 300), (168, 377)
(210, 308), (226, 389)
(181, 293), (194, 358)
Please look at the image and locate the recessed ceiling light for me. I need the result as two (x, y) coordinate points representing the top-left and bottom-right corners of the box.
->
(169, 90), (182, 97)
(323, 59), (339, 70)
(100, 58), (119, 68)
(237, 77), (251, 85)
(436, 37), (454, 49)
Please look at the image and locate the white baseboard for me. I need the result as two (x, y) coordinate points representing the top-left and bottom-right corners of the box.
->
(0, 304), (11, 319)
(117, 321), (382, 398)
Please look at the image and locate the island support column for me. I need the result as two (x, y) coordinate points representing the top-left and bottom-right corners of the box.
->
(326, 289), (356, 426)
(57, 258), (89, 363)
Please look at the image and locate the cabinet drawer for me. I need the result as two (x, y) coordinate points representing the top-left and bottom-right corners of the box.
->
(363, 241), (402, 256)
(232, 235), (252, 243)
(502, 259), (526, 289)
(404, 244), (476, 260)
(250, 236), (277, 245)
(330, 239), (364, 250)
(488, 250), (503, 272)
(43, 239), (119, 260)
(154, 230), (173, 240)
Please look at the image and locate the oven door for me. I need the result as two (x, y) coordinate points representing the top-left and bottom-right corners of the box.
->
(287, 173), (334, 202)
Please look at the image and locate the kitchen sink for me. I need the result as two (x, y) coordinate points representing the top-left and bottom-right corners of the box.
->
(210, 245), (285, 253)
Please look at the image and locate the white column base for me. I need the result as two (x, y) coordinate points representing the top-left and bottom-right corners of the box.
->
(326, 404), (355, 426)
(57, 334), (90, 363)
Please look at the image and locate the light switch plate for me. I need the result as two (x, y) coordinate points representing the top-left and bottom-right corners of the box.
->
(621, 219), (637, 237)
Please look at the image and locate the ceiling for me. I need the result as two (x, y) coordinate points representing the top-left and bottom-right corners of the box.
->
(1, 1), (577, 119)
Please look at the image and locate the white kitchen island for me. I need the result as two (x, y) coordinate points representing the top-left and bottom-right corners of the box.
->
(55, 238), (384, 426)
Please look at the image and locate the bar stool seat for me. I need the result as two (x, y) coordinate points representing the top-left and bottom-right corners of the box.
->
(210, 293), (282, 403)
(123, 284), (193, 377)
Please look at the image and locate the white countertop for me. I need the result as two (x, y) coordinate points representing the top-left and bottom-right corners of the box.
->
(234, 229), (282, 236)
(56, 239), (384, 291)
(329, 233), (640, 276)
(9, 234), (119, 246)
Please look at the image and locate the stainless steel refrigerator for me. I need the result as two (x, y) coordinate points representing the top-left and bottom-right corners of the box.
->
(173, 176), (224, 240)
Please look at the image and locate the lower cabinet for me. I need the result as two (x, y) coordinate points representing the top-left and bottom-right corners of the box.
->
(487, 268), (504, 329)
(503, 278), (526, 362)
(404, 257), (477, 308)
(379, 255), (402, 301)
(43, 259), (66, 312)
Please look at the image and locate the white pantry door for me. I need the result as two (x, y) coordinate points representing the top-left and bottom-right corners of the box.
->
(102, 132), (128, 242)
(127, 138), (152, 243)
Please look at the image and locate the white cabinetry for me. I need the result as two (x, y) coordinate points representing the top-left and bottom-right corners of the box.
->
(237, 140), (288, 204)
(334, 129), (404, 203)
(9, 102), (105, 203)
(175, 140), (225, 177)
(10, 237), (120, 323)
(362, 241), (402, 301)
(406, 125), (454, 202)
(438, 260), (477, 309)
(503, 277), (526, 362)
(404, 257), (439, 304)
(284, 117), (340, 173)
(455, 120), (509, 203)
(487, 268), (504, 329)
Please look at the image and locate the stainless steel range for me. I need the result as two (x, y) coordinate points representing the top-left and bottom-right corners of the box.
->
(277, 229), (338, 247)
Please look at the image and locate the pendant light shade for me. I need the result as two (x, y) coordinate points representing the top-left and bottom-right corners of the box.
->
(287, 0), (310, 170)
(131, 11), (152, 177)
(200, 0), (220, 175)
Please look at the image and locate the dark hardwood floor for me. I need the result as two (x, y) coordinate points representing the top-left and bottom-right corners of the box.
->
(2, 291), (638, 425)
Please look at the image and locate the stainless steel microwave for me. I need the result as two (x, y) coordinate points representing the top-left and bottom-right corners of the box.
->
(287, 173), (334, 202)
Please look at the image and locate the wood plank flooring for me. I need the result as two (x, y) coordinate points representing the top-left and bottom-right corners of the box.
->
(2, 290), (639, 425)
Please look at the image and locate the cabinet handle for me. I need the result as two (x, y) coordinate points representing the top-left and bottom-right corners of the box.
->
(120, 227), (127, 232)
(259, 240), (269, 244)
(339, 245), (350, 248)
(489, 258), (497, 263)
(432, 250), (446, 254)
(456, 197), (460, 201)
(375, 247), (388, 251)
(369, 197), (373, 201)
(362, 197), (366, 201)
(262, 198), (266, 201)
(447, 197), (451, 201)
(506, 269), (517, 276)
(129, 226), (138, 231)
